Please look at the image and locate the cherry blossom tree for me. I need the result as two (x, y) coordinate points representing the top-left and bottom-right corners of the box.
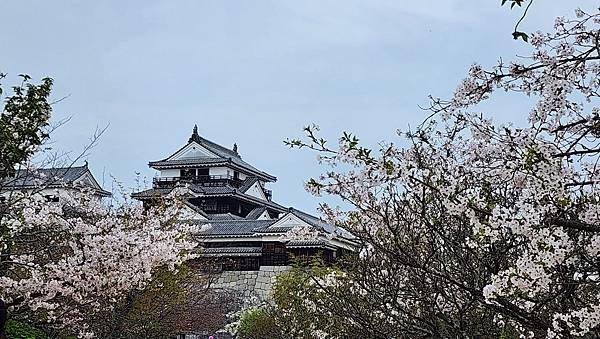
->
(1, 188), (200, 337)
(285, 7), (600, 338)
(0, 75), (202, 337)
(89, 265), (234, 339)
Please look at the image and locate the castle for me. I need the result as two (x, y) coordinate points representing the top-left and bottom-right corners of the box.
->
(131, 126), (357, 271)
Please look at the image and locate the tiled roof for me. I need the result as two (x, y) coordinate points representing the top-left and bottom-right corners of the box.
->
(246, 206), (267, 219)
(182, 201), (209, 218)
(3, 166), (88, 188)
(130, 188), (174, 198)
(257, 226), (294, 233)
(287, 239), (331, 248)
(131, 186), (353, 241)
(188, 184), (236, 195)
(132, 184), (286, 212)
(131, 184), (236, 198)
(239, 177), (259, 193)
(203, 247), (262, 254)
(188, 208), (357, 249)
(208, 213), (244, 220)
(149, 127), (276, 181)
(234, 191), (287, 212)
(289, 208), (354, 240)
(229, 157), (276, 181)
(194, 137), (239, 159)
(2, 165), (111, 196)
(195, 219), (275, 236)
(200, 247), (262, 257)
(149, 158), (225, 166)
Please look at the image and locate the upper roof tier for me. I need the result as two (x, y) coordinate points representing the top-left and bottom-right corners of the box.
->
(148, 125), (277, 182)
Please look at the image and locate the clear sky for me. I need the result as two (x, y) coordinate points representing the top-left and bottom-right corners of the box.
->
(0, 1), (595, 213)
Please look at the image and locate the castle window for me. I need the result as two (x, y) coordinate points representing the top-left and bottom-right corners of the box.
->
(180, 168), (196, 178)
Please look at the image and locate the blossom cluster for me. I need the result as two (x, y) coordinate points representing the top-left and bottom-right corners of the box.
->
(0, 185), (197, 337)
(288, 7), (600, 338)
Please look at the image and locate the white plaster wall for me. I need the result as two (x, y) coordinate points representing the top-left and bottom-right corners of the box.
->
(257, 210), (271, 220)
(171, 143), (214, 160)
(209, 167), (247, 180)
(160, 169), (180, 177)
(209, 167), (230, 177)
(245, 182), (266, 200)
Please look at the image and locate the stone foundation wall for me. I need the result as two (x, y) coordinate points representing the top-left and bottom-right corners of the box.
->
(212, 265), (289, 301)
(181, 266), (290, 338)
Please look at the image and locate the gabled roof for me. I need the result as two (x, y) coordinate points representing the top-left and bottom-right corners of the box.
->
(193, 206), (356, 245)
(181, 201), (209, 219)
(289, 208), (338, 235)
(246, 206), (268, 219)
(1, 164), (111, 197)
(239, 177), (259, 193)
(290, 208), (356, 240)
(148, 126), (277, 182)
(187, 125), (240, 159)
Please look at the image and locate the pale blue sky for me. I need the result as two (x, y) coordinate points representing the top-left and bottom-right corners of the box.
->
(0, 1), (595, 212)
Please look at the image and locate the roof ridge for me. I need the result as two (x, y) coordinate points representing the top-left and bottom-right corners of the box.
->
(200, 136), (240, 158)
(34, 165), (88, 171)
(188, 124), (239, 158)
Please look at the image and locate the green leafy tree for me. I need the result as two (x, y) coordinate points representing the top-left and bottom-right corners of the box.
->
(4, 319), (48, 339)
(237, 308), (283, 339)
(0, 73), (53, 179)
(0, 73), (53, 339)
(270, 259), (359, 338)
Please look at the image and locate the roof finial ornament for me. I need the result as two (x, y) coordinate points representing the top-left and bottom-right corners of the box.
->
(189, 124), (201, 143)
(233, 143), (238, 154)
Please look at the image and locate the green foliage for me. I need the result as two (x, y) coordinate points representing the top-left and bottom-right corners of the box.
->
(498, 324), (520, 339)
(271, 258), (349, 338)
(0, 73), (54, 179)
(5, 319), (48, 339)
(272, 256), (504, 338)
(0, 72), (54, 339)
(500, 0), (531, 42)
(237, 308), (282, 339)
(501, 0), (525, 9)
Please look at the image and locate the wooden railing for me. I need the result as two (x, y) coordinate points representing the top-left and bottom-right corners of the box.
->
(153, 175), (242, 188)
